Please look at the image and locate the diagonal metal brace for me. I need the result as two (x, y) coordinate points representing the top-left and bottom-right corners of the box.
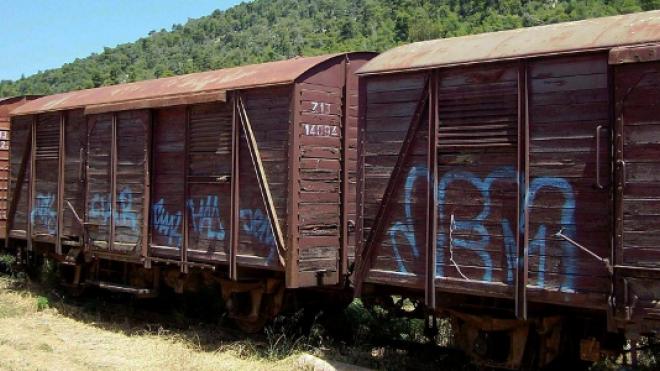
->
(555, 228), (612, 274)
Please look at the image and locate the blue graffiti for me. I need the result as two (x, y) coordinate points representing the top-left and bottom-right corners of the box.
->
(187, 196), (226, 240)
(89, 194), (111, 224)
(501, 219), (516, 284)
(151, 199), (183, 246)
(150, 197), (277, 261)
(31, 193), (57, 234)
(88, 187), (138, 231)
(116, 188), (138, 230)
(388, 166), (424, 273)
(386, 165), (577, 291)
(527, 177), (576, 291)
(436, 167), (517, 282)
(240, 208), (277, 262)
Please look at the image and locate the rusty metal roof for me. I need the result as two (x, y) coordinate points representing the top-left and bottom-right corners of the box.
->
(0, 95), (41, 104)
(0, 96), (41, 121)
(359, 10), (660, 75)
(12, 53), (346, 116)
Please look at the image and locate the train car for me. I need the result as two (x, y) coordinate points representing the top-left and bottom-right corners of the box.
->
(7, 52), (374, 330)
(0, 96), (40, 241)
(354, 11), (660, 368)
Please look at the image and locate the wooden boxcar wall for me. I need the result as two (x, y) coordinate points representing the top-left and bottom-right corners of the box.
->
(344, 58), (370, 274)
(8, 116), (32, 240)
(358, 52), (615, 311)
(613, 55), (660, 332)
(63, 110), (86, 241)
(149, 90), (288, 269)
(1, 97), (40, 240)
(0, 118), (7, 238)
(288, 54), (373, 287)
(32, 113), (61, 244)
(85, 110), (150, 256)
(241, 87), (290, 267)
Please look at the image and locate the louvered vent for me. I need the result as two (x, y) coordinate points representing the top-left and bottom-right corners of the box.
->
(437, 73), (518, 152)
(189, 104), (232, 157)
(36, 114), (60, 159)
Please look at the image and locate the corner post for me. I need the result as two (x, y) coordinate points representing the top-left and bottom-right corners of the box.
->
(354, 76), (368, 296)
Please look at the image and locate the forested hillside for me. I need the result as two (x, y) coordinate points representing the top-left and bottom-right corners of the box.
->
(1, 0), (658, 97)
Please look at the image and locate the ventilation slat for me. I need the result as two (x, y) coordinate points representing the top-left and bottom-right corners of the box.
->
(438, 75), (518, 151)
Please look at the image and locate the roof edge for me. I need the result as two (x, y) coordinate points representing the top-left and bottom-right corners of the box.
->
(358, 10), (660, 75)
(11, 52), (364, 117)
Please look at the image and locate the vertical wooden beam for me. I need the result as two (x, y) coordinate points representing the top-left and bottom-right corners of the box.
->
(182, 107), (190, 273)
(56, 112), (66, 255)
(612, 64), (625, 269)
(425, 70), (439, 308)
(229, 93), (240, 280)
(339, 56), (350, 280)
(82, 116), (93, 252)
(354, 76), (368, 297)
(141, 111), (152, 260)
(515, 62), (530, 320)
(286, 85), (301, 288)
(84, 118), (92, 252)
(109, 114), (117, 252)
(27, 116), (36, 252)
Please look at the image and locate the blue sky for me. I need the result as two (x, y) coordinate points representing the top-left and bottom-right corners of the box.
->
(0, 0), (244, 81)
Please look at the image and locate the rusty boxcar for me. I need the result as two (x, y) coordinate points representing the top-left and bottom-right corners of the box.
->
(355, 11), (660, 367)
(7, 52), (374, 330)
(0, 96), (40, 240)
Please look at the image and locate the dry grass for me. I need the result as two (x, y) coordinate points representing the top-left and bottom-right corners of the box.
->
(0, 277), (300, 371)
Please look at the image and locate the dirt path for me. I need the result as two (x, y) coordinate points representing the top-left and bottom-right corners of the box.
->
(0, 278), (298, 371)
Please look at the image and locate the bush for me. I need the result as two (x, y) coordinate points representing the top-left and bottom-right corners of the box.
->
(36, 296), (50, 311)
(264, 309), (324, 360)
(0, 254), (16, 275)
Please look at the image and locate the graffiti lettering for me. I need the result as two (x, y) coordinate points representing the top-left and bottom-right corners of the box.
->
(88, 187), (138, 232)
(31, 193), (57, 234)
(151, 199), (183, 246)
(150, 197), (277, 262)
(527, 177), (576, 291)
(240, 208), (277, 262)
(187, 196), (226, 240)
(388, 166), (424, 273)
(437, 167), (517, 282)
(386, 166), (577, 291)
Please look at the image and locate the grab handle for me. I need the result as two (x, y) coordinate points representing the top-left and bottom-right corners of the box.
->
(595, 125), (605, 190)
